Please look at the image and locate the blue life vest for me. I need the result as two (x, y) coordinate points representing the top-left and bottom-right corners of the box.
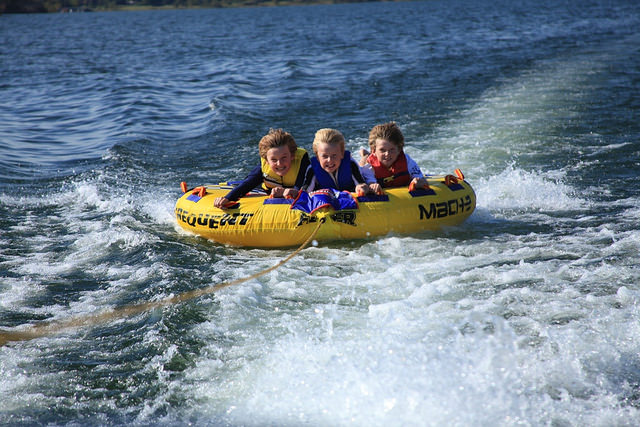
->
(311, 150), (355, 192)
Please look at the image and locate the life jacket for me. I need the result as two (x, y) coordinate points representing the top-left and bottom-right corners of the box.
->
(261, 147), (307, 191)
(367, 152), (411, 188)
(310, 150), (356, 192)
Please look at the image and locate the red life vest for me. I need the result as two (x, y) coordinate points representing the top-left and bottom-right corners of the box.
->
(367, 152), (411, 188)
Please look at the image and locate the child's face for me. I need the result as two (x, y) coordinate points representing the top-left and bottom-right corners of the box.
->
(373, 138), (400, 168)
(266, 146), (293, 177)
(316, 142), (344, 174)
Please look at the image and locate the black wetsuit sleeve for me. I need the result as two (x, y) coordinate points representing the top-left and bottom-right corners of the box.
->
(350, 159), (366, 184)
(300, 163), (315, 191)
(224, 165), (263, 201)
(295, 152), (312, 189)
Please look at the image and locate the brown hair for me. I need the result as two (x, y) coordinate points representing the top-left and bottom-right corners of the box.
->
(258, 128), (297, 159)
(368, 122), (404, 152)
(312, 128), (345, 155)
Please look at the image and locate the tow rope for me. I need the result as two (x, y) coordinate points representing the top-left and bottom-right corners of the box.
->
(0, 218), (325, 347)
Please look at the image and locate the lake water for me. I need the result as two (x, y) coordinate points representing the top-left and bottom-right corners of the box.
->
(1, 0), (640, 424)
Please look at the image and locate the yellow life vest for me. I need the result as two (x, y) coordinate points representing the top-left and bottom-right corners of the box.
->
(260, 147), (307, 191)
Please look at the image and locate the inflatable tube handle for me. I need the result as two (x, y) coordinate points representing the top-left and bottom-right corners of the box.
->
(444, 175), (458, 186)
(223, 201), (239, 209)
(190, 186), (206, 197)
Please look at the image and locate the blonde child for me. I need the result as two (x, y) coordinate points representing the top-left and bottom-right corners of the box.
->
(359, 122), (429, 191)
(304, 128), (377, 195)
(214, 128), (311, 208)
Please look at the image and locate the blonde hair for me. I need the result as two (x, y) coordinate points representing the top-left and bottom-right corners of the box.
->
(312, 128), (345, 154)
(368, 122), (404, 152)
(258, 128), (297, 159)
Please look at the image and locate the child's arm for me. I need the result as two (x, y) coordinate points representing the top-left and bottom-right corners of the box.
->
(358, 148), (370, 167)
(358, 162), (383, 195)
(294, 152), (312, 190)
(405, 153), (425, 178)
(359, 162), (375, 184)
(350, 158), (382, 195)
(299, 155), (315, 192)
(404, 154), (429, 190)
(304, 176), (317, 193)
(214, 166), (262, 208)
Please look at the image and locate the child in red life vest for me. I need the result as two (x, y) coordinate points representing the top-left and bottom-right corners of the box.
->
(214, 128), (311, 208)
(359, 122), (429, 192)
(304, 128), (378, 195)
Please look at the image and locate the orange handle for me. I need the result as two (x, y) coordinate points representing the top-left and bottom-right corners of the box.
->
(444, 175), (458, 186)
(223, 201), (239, 209)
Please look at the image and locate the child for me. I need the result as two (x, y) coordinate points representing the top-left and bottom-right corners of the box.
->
(305, 128), (377, 195)
(214, 128), (311, 208)
(359, 122), (429, 191)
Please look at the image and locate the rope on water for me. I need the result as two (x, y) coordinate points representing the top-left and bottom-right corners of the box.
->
(0, 218), (325, 347)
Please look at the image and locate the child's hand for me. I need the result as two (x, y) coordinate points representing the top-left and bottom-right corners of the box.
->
(282, 188), (298, 199)
(409, 177), (430, 191)
(270, 187), (285, 198)
(356, 183), (382, 196)
(358, 148), (370, 167)
(368, 182), (384, 195)
(214, 197), (230, 208)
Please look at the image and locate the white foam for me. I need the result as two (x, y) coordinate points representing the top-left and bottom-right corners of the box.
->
(475, 165), (587, 212)
(0, 277), (50, 312)
(177, 245), (639, 424)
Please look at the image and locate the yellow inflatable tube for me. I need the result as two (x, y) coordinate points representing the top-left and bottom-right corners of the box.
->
(175, 174), (476, 248)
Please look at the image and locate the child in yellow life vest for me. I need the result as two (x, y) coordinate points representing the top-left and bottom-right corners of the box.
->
(359, 122), (429, 192)
(304, 128), (377, 195)
(214, 128), (311, 208)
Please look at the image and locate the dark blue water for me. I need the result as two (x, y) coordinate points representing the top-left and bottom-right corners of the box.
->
(2, 0), (640, 424)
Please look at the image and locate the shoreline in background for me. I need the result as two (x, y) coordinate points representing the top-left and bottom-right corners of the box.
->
(1, 0), (390, 14)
